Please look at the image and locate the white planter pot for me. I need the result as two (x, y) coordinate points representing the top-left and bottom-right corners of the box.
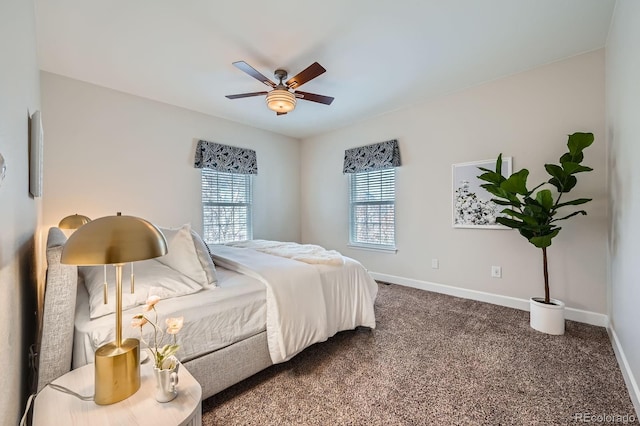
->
(529, 297), (565, 335)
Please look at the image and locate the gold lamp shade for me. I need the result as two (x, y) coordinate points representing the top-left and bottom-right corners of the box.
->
(61, 213), (168, 405)
(61, 213), (167, 265)
(58, 214), (92, 229)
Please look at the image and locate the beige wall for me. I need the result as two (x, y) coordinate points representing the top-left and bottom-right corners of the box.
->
(607, 0), (640, 411)
(0, 0), (41, 423)
(301, 50), (607, 314)
(41, 72), (301, 242)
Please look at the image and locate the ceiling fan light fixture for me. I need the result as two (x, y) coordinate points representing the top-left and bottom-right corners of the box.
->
(266, 89), (296, 113)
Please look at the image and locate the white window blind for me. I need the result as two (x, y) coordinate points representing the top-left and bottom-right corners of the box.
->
(201, 169), (252, 244)
(349, 168), (396, 248)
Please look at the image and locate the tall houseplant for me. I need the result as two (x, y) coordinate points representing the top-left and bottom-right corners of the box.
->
(477, 132), (594, 333)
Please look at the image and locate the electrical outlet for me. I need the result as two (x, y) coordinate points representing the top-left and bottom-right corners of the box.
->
(491, 266), (502, 278)
(431, 259), (439, 269)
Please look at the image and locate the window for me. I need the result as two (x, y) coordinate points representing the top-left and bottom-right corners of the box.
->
(201, 169), (252, 243)
(349, 168), (396, 249)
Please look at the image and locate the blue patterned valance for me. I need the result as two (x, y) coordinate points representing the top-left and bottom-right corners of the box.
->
(194, 140), (258, 175)
(343, 139), (401, 174)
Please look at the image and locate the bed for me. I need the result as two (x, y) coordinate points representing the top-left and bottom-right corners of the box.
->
(37, 226), (378, 400)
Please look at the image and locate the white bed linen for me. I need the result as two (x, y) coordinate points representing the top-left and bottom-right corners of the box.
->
(226, 240), (344, 266)
(314, 257), (379, 336)
(73, 267), (266, 368)
(210, 245), (378, 364)
(74, 246), (378, 368)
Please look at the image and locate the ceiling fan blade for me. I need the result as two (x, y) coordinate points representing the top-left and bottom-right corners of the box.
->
(285, 62), (326, 89)
(276, 112), (287, 116)
(232, 61), (276, 88)
(225, 91), (268, 99)
(294, 91), (334, 105)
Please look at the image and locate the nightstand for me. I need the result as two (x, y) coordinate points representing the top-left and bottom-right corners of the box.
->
(33, 361), (202, 426)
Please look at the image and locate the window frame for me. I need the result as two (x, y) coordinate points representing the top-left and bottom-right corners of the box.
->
(201, 169), (253, 244)
(348, 168), (397, 252)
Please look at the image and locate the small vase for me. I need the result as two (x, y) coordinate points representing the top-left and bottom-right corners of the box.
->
(153, 357), (180, 403)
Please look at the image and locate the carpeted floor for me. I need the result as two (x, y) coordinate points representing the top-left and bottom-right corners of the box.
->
(201, 283), (638, 425)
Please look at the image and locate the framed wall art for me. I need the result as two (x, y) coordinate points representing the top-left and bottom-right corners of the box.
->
(452, 157), (512, 229)
(29, 110), (43, 197)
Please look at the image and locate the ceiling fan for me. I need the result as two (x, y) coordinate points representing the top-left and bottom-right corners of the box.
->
(226, 61), (334, 116)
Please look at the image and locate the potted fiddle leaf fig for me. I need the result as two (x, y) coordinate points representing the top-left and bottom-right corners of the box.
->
(477, 132), (594, 335)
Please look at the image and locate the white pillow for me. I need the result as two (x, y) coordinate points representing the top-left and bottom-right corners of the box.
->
(80, 259), (203, 319)
(190, 229), (218, 287)
(156, 224), (209, 287)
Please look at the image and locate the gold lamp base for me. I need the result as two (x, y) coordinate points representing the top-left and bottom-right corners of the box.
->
(94, 338), (141, 405)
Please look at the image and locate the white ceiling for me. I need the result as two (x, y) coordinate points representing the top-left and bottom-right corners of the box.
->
(34, 0), (615, 139)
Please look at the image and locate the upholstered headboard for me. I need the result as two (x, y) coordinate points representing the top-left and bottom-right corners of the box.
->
(36, 227), (78, 391)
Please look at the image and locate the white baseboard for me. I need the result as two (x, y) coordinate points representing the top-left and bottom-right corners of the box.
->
(608, 326), (640, 416)
(370, 272), (609, 327)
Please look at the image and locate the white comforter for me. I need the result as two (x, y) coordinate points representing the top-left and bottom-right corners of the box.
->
(225, 240), (345, 266)
(210, 245), (378, 363)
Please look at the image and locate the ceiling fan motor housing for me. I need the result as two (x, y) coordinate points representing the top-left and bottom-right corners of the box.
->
(274, 69), (288, 82)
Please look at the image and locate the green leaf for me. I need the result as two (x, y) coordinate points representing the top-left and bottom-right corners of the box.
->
(481, 186), (522, 209)
(560, 152), (583, 164)
(478, 171), (503, 185)
(529, 229), (561, 248)
(567, 132), (594, 156)
(501, 169), (529, 195)
(548, 177), (562, 192)
(535, 190), (554, 211)
(548, 174), (577, 193)
(525, 208), (543, 220)
(159, 344), (180, 359)
(562, 162), (593, 175)
(563, 175), (577, 192)
(518, 228), (535, 240)
(506, 193), (523, 207)
(526, 202), (543, 211)
(551, 210), (587, 222)
(478, 155), (507, 185)
(522, 199), (551, 221)
(500, 209), (538, 226)
(555, 198), (592, 208)
(481, 184), (507, 199)
(545, 164), (565, 181)
(495, 217), (523, 229)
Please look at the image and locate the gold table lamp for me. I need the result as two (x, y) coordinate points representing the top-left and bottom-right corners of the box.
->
(61, 212), (167, 405)
(58, 213), (92, 229)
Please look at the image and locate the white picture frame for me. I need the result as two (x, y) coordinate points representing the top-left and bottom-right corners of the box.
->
(29, 110), (43, 197)
(452, 157), (512, 229)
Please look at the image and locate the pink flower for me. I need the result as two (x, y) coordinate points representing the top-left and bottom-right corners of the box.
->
(131, 314), (148, 328)
(166, 317), (184, 335)
(134, 298), (185, 368)
(143, 295), (161, 311)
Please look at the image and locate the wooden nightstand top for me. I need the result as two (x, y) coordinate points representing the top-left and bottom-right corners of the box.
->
(33, 361), (202, 426)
